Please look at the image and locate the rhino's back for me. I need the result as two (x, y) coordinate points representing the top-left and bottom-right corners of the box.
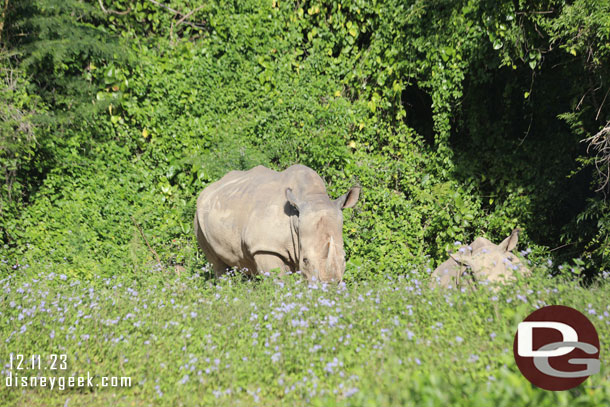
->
(197, 164), (323, 216)
(195, 165), (328, 267)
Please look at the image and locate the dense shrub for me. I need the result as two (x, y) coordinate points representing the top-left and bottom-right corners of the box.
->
(1, 0), (609, 276)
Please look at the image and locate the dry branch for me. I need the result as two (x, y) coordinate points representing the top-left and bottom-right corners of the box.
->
(147, 0), (206, 30)
(97, 1), (206, 31)
(0, 0), (9, 43)
(170, 4), (205, 43)
(98, 0), (131, 16)
(131, 215), (162, 266)
(583, 123), (610, 194)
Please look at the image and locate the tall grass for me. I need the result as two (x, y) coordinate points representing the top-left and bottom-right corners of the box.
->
(2, 261), (608, 406)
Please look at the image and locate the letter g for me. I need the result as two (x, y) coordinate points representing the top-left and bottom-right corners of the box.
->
(533, 341), (600, 378)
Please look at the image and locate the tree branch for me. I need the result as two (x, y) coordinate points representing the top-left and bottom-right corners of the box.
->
(515, 10), (555, 16)
(596, 86), (610, 121)
(176, 4), (205, 27)
(583, 123), (610, 195)
(131, 215), (162, 266)
(170, 4), (206, 42)
(98, 0), (131, 16)
(0, 0), (9, 44)
(147, 0), (182, 16)
(146, 0), (206, 30)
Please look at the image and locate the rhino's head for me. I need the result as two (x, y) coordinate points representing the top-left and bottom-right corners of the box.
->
(286, 186), (360, 283)
(433, 228), (529, 289)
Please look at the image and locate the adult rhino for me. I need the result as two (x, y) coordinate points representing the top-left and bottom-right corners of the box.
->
(194, 164), (360, 282)
(430, 228), (530, 289)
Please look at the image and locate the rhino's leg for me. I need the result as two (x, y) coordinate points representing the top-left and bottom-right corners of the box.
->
(200, 248), (229, 277)
(253, 253), (289, 275)
(194, 213), (229, 277)
(209, 255), (230, 277)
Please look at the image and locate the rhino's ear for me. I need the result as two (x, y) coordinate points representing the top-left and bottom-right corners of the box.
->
(498, 228), (520, 252)
(334, 186), (361, 210)
(286, 188), (301, 213)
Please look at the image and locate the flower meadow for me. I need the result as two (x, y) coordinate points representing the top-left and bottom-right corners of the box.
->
(1, 262), (609, 406)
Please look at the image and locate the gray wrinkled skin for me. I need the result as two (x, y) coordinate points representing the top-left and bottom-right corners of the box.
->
(194, 165), (360, 283)
(430, 229), (531, 290)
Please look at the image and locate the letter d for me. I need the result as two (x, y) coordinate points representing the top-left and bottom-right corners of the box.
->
(518, 321), (577, 357)
(5, 371), (11, 387)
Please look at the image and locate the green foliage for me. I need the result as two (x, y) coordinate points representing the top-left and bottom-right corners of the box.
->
(3, 0), (126, 119)
(1, 0), (610, 274)
(0, 0), (130, 255)
(0, 59), (42, 241)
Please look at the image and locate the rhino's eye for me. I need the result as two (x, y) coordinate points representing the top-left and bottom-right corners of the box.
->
(303, 257), (310, 265)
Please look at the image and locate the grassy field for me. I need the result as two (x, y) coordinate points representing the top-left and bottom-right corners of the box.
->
(1, 261), (609, 406)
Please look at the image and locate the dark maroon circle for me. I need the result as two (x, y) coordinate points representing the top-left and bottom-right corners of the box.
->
(513, 305), (600, 391)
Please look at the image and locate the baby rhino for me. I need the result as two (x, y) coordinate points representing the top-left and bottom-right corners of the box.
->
(431, 228), (531, 290)
(194, 165), (360, 282)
